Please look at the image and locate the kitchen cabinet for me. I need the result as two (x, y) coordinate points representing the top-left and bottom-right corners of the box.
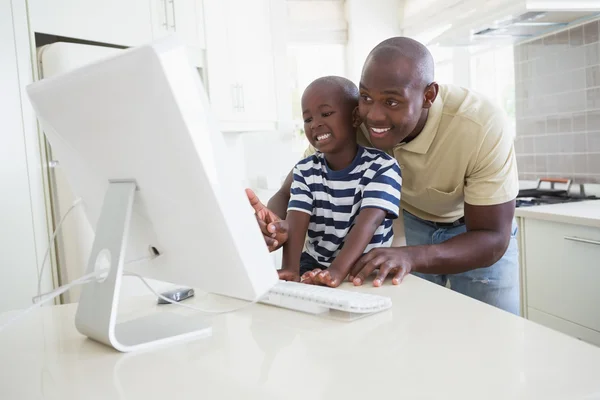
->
(28, 0), (155, 46)
(150, 0), (206, 48)
(203, 0), (278, 131)
(28, 0), (205, 49)
(518, 215), (600, 346)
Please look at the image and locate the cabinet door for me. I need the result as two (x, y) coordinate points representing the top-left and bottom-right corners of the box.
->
(28, 0), (154, 46)
(151, 0), (205, 48)
(203, 0), (237, 122)
(227, 0), (277, 123)
(524, 218), (600, 333)
(528, 308), (600, 347)
(203, 0), (277, 131)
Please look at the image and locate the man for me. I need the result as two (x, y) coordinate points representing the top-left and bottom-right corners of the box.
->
(247, 37), (520, 315)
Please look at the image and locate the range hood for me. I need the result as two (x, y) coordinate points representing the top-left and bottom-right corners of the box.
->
(403, 0), (600, 47)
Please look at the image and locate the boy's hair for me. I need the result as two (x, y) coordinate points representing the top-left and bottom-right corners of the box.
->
(304, 76), (359, 111)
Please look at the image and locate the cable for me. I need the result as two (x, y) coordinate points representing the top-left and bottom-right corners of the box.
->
(37, 198), (83, 298)
(124, 271), (258, 314)
(0, 269), (105, 333)
(1, 195), (255, 334)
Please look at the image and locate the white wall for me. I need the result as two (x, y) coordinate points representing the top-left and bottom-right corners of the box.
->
(345, 0), (404, 83)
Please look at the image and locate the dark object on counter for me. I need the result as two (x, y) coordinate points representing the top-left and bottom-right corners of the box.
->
(517, 177), (571, 198)
(157, 287), (195, 304)
(516, 178), (598, 207)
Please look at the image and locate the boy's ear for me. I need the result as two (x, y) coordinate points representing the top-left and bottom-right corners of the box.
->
(352, 106), (362, 128)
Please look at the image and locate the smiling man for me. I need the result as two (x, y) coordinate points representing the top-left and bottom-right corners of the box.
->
(247, 37), (520, 315)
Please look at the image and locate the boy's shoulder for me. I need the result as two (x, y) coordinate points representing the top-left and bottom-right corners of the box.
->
(295, 151), (324, 168)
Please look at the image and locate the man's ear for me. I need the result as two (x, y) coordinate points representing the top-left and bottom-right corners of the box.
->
(352, 106), (362, 128)
(422, 82), (439, 109)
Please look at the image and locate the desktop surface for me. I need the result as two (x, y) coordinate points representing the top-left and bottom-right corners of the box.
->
(1, 276), (600, 400)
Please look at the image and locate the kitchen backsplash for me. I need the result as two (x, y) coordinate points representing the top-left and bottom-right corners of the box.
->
(514, 18), (600, 183)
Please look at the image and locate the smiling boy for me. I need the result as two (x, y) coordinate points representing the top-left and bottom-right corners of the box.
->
(277, 76), (402, 287)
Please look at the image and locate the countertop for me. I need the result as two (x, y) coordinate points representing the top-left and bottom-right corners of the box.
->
(515, 200), (600, 228)
(1, 276), (600, 400)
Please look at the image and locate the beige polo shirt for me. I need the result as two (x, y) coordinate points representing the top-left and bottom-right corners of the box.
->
(304, 83), (519, 223)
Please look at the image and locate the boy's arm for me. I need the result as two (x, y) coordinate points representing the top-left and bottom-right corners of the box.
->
(307, 208), (387, 287)
(305, 159), (402, 287)
(280, 211), (311, 281)
(279, 164), (314, 281)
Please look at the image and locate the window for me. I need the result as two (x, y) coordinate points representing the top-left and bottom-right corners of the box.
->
(286, 1), (347, 140)
(287, 43), (346, 131)
(470, 45), (516, 127)
(431, 45), (454, 84)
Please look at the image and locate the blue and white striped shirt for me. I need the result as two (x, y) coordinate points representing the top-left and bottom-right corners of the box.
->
(288, 146), (402, 267)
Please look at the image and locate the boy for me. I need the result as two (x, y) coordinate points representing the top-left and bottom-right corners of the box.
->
(279, 76), (402, 288)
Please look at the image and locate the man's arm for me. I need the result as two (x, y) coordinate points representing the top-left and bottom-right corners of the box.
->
(350, 200), (515, 285)
(267, 170), (293, 219)
(279, 210), (311, 281)
(307, 208), (386, 287)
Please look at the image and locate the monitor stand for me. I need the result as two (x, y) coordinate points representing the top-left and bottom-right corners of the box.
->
(74, 181), (212, 352)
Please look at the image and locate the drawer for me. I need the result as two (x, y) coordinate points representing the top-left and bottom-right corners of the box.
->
(524, 219), (600, 332)
(528, 307), (600, 347)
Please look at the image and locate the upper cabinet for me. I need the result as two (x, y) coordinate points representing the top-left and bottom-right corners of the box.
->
(28, 0), (206, 49)
(203, 0), (279, 132)
(27, 0), (287, 132)
(28, 0), (155, 46)
(150, 0), (206, 48)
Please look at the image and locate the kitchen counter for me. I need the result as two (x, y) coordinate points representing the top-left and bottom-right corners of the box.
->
(2, 276), (600, 399)
(515, 200), (600, 228)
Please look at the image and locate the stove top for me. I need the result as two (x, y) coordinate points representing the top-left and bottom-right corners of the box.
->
(516, 195), (598, 207)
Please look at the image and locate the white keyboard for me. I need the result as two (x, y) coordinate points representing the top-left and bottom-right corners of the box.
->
(259, 280), (392, 316)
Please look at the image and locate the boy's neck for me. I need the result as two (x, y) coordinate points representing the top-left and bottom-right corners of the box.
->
(324, 143), (359, 171)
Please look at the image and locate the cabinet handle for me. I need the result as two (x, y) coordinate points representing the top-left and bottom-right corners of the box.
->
(238, 84), (245, 112)
(231, 84), (236, 112)
(161, 0), (168, 28)
(231, 84), (241, 112)
(169, 0), (176, 30)
(564, 236), (600, 246)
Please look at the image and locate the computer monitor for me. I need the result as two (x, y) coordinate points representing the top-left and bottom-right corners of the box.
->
(26, 36), (279, 352)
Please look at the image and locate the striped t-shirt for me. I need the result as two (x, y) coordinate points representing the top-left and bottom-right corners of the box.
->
(288, 146), (402, 267)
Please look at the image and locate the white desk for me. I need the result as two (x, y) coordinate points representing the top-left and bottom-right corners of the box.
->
(1, 276), (600, 400)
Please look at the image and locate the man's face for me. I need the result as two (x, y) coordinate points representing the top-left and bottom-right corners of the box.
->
(358, 57), (428, 150)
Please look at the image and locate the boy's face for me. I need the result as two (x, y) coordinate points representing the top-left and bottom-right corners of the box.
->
(358, 56), (433, 150)
(301, 84), (358, 154)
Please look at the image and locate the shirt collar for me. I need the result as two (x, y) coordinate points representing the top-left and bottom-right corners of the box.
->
(394, 94), (444, 155)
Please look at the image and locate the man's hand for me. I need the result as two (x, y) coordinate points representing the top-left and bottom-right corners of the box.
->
(348, 247), (413, 287)
(246, 189), (289, 252)
(300, 268), (346, 288)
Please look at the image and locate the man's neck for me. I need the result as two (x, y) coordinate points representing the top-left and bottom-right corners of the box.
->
(324, 143), (358, 171)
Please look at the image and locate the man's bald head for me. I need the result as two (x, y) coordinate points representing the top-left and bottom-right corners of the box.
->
(363, 37), (434, 89)
(357, 37), (439, 150)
